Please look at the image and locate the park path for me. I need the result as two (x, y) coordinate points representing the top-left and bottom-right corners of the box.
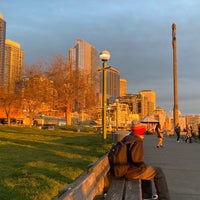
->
(143, 134), (200, 200)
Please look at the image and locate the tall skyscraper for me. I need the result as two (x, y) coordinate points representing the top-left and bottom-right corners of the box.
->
(139, 90), (156, 117)
(106, 67), (120, 99)
(70, 39), (99, 73)
(4, 39), (24, 94)
(0, 13), (6, 89)
(68, 39), (100, 111)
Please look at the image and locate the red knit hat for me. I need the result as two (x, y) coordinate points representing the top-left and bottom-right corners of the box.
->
(131, 120), (146, 135)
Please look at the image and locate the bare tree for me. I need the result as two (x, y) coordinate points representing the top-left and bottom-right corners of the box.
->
(23, 60), (52, 127)
(0, 92), (21, 125)
(45, 55), (101, 125)
(45, 55), (76, 125)
(22, 55), (100, 126)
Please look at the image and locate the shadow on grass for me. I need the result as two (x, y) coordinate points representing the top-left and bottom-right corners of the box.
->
(0, 183), (26, 200)
(0, 126), (112, 200)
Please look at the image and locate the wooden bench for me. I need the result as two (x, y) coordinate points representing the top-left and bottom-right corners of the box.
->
(105, 178), (142, 200)
(54, 154), (142, 200)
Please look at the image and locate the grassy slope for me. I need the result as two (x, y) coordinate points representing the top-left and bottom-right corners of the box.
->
(0, 126), (112, 200)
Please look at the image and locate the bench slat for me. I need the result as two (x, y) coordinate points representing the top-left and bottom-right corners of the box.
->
(124, 179), (142, 200)
(105, 178), (125, 200)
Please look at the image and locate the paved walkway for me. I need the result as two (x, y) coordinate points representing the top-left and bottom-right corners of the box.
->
(143, 134), (200, 200)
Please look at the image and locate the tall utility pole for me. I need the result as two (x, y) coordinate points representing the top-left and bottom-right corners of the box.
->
(172, 23), (179, 128)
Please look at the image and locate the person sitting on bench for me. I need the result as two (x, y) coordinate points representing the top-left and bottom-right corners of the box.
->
(121, 120), (170, 200)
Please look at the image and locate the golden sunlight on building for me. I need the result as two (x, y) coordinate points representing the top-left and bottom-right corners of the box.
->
(5, 39), (24, 94)
(120, 78), (127, 97)
(139, 90), (156, 117)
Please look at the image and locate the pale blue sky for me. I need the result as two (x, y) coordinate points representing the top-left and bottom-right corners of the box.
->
(1, 0), (200, 115)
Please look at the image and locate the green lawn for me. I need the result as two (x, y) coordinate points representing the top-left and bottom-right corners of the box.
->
(0, 126), (112, 200)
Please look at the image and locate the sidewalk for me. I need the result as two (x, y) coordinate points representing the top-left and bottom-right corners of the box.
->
(143, 134), (200, 200)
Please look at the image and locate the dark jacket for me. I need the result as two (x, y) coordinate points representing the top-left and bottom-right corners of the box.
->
(175, 126), (180, 134)
(121, 133), (146, 177)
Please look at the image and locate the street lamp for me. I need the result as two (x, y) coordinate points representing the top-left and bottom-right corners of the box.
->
(99, 50), (111, 141)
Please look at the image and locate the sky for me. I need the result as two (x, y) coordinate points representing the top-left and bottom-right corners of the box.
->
(1, 0), (200, 116)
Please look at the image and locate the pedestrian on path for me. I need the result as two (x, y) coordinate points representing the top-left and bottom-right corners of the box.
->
(185, 124), (192, 143)
(190, 125), (196, 142)
(174, 123), (181, 143)
(155, 123), (163, 148)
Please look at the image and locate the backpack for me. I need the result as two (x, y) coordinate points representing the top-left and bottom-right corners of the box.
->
(108, 140), (131, 178)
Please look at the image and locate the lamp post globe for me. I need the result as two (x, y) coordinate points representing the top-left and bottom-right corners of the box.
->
(99, 50), (110, 61)
(99, 50), (110, 141)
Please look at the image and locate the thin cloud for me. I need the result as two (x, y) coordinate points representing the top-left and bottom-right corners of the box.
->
(1, 0), (200, 114)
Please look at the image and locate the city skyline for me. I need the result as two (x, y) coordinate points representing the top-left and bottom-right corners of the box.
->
(1, 1), (200, 115)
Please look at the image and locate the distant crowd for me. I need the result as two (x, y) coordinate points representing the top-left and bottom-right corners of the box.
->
(145, 122), (200, 147)
(174, 123), (200, 143)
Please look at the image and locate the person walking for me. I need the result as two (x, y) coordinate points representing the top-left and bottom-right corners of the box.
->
(190, 125), (196, 142)
(121, 120), (170, 200)
(185, 124), (192, 143)
(174, 123), (181, 143)
(155, 123), (163, 148)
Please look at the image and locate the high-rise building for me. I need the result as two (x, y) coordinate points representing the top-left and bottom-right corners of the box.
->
(68, 39), (100, 111)
(4, 39), (24, 94)
(69, 39), (99, 72)
(120, 78), (127, 97)
(106, 67), (120, 99)
(139, 90), (156, 117)
(0, 13), (6, 89)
